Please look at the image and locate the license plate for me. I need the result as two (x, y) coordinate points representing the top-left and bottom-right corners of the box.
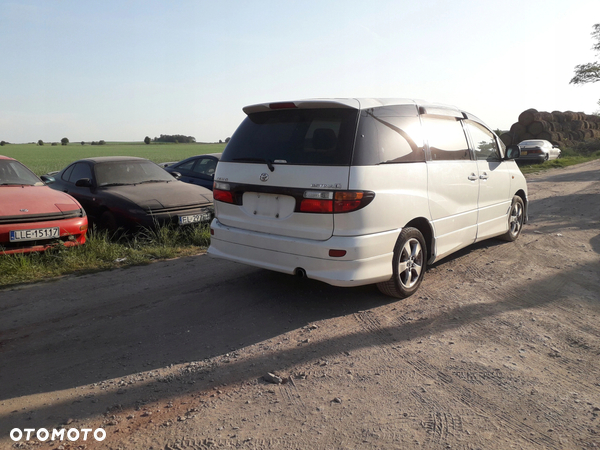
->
(521, 151), (528, 155)
(179, 211), (211, 225)
(10, 227), (60, 242)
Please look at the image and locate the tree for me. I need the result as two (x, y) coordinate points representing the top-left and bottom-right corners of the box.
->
(61, 137), (69, 146)
(570, 24), (600, 85)
(0, 141), (5, 146)
(38, 140), (44, 146)
(81, 141), (85, 145)
(144, 136), (151, 145)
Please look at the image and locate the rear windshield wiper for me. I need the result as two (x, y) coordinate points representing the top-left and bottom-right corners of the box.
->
(232, 157), (275, 172)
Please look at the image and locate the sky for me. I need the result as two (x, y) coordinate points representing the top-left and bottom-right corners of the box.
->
(1, 0), (599, 143)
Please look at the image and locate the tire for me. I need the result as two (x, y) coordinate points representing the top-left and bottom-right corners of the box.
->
(500, 196), (525, 242)
(100, 211), (118, 234)
(377, 227), (427, 299)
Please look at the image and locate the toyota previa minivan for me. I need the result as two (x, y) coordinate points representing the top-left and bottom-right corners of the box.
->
(208, 99), (527, 298)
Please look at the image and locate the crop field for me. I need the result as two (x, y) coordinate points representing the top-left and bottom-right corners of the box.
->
(0, 142), (226, 175)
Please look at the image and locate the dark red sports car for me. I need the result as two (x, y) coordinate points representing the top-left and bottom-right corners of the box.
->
(0, 155), (87, 254)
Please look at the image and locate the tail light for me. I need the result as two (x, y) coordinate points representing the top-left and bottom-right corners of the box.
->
(213, 182), (235, 204)
(299, 190), (374, 214)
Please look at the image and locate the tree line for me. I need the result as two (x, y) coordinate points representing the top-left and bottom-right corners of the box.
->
(151, 134), (196, 144)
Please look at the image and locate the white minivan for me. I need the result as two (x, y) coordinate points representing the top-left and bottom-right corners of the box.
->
(208, 99), (527, 298)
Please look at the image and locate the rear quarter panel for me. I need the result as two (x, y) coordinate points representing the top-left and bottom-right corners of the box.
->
(335, 163), (430, 236)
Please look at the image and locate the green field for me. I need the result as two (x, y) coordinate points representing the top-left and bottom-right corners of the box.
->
(0, 142), (227, 175)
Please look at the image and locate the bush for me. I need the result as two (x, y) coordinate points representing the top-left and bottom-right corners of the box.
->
(573, 138), (600, 155)
(37, 140), (44, 146)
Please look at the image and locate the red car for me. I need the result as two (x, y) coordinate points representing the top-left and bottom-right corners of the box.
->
(0, 155), (87, 254)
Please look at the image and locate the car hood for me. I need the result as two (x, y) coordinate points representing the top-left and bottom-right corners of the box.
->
(102, 181), (213, 208)
(0, 185), (81, 216)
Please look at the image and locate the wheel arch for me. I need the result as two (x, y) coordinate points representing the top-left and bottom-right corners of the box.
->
(514, 189), (528, 224)
(404, 217), (434, 263)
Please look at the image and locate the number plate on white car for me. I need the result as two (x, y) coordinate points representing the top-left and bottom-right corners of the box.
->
(179, 211), (211, 225)
(10, 227), (60, 242)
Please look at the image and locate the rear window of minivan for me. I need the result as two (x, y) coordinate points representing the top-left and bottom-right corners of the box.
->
(222, 108), (359, 166)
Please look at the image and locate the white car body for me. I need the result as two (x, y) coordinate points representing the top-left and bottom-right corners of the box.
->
(208, 99), (528, 297)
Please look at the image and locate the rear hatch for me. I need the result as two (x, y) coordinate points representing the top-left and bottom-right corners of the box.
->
(214, 101), (360, 241)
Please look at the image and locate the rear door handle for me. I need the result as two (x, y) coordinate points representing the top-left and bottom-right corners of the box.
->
(468, 174), (478, 181)
(480, 172), (488, 180)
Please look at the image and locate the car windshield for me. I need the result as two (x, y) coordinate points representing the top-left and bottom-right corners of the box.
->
(0, 160), (44, 186)
(95, 160), (175, 186)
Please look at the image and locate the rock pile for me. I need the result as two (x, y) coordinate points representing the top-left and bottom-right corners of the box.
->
(500, 108), (600, 148)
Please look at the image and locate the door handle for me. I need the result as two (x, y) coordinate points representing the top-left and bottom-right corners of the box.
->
(479, 172), (488, 180)
(468, 174), (478, 181)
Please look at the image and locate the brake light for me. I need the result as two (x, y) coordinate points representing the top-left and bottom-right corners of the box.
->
(269, 102), (297, 109)
(214, 189), (233, 203)
(213, 182), (234, 204)
(334, 191), (364, 213)
(298, 190), (374, 213)
(300, 198), (333, 213)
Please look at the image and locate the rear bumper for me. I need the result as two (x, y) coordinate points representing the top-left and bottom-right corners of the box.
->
(517, 154), (546, 163)
(208, 219), (399, 287)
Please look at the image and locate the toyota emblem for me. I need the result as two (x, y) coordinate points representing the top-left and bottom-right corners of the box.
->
(260, 173), (269, 182)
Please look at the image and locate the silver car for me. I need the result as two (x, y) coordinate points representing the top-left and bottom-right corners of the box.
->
(517, 139), (561, 163)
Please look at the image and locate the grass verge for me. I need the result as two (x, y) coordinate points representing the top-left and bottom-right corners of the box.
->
(0, 223), (211, 288)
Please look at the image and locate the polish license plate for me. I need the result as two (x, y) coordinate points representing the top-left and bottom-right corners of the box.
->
(179, 211), (211, 225)
(10, 227), (60, 242)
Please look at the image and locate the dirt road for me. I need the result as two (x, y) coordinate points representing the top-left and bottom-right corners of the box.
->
(1, 160), (599, 450)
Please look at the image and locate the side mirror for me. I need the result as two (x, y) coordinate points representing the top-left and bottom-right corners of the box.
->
(75, 178), (92, 187)
(505, 144), (521, 160)
(40, 175), (55, 184)
(170, 171), (182, 179)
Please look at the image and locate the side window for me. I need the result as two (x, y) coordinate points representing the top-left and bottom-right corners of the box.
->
(422, 116), (471, 161)
(175, 160), (195, 171)
(465, 121), (500, 161)
(68, 163), (93, 184)
(192, 158), (217, 177)
(352, 105), (425, 165)
(61, 164), (75, 182)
